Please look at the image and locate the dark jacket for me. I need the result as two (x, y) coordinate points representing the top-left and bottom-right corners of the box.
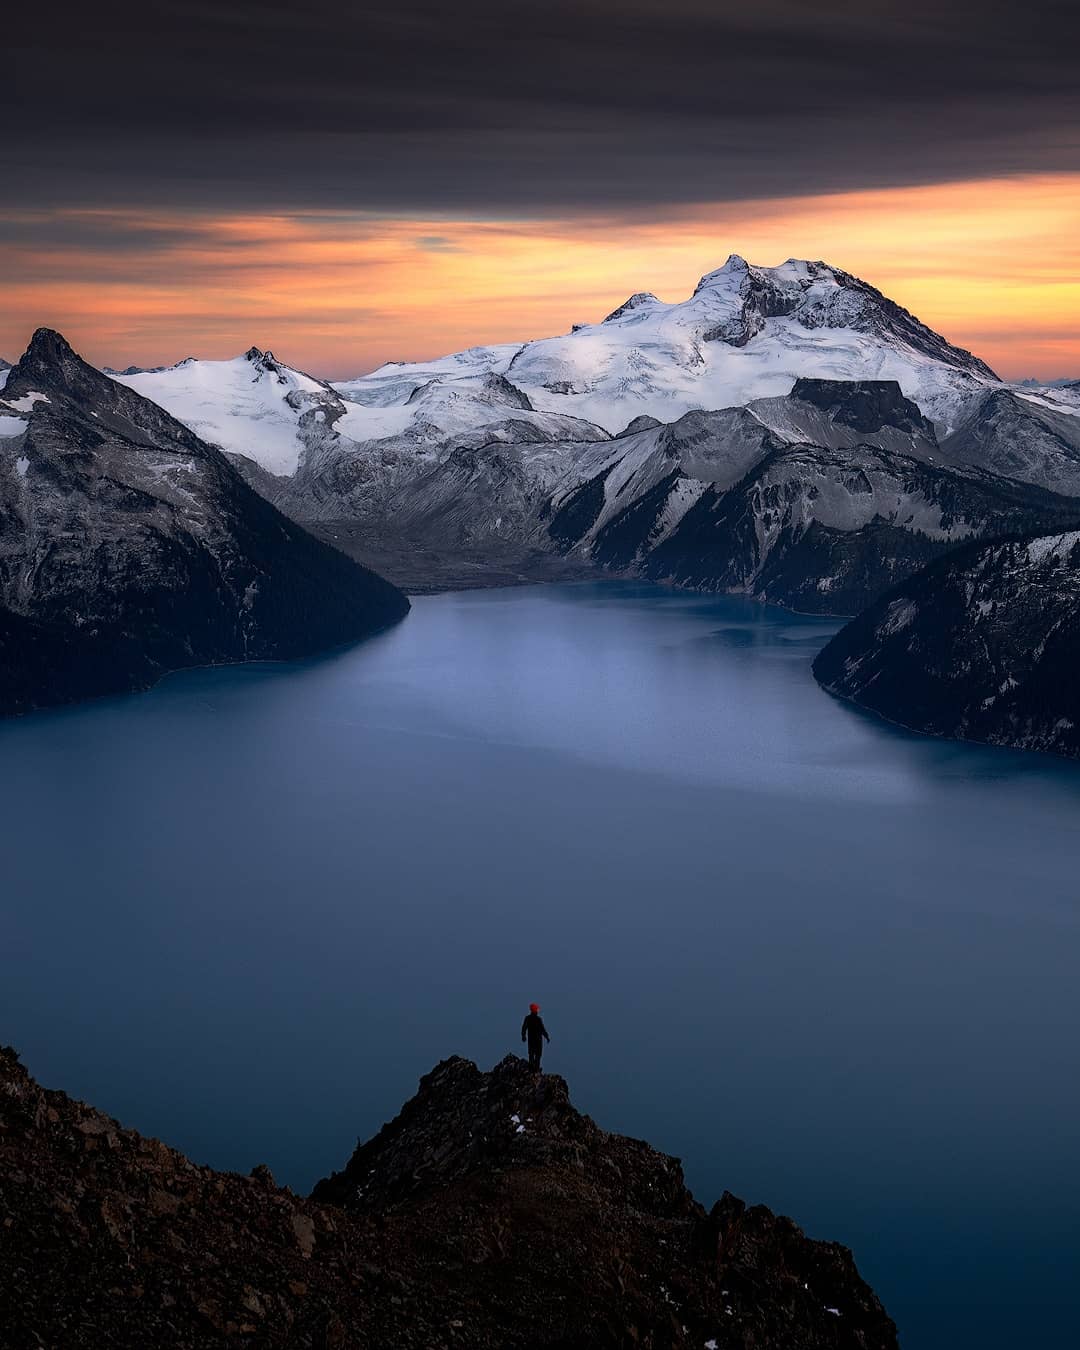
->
(521, 1013), (550, 1048)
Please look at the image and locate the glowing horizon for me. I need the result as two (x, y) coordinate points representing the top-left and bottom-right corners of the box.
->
(3, 173), (1078, 383)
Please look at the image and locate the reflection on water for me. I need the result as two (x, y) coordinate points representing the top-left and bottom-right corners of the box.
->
(1, 582), (1078, 1350)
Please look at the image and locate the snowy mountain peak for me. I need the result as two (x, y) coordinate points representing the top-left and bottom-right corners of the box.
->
(112, 348), (341, 476)
(400, 371), (535, 415)
(693, 253), (750, 293)
(243, 346), (286, 377)
(602, 292), (661, 323)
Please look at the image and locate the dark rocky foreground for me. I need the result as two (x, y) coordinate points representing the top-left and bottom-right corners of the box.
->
(813, 529), (1080, 759)
(0, 329), (408, 716)
(0, 1047), (897, 1349)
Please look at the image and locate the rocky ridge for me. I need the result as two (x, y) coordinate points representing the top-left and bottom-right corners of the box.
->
(0, 1046), (897, 1350)
(937, 387), (1080, 495)
(545, 379), (1080, 613)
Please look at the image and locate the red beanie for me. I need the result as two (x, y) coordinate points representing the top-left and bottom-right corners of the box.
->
(529, 1003), (539, 1013)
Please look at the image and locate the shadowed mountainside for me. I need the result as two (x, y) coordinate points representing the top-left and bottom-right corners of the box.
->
(0, 329), (408, 715)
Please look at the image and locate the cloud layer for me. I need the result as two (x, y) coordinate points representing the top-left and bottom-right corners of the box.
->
(6, 1), (1079, 210)
(5, 2), (1077, 376)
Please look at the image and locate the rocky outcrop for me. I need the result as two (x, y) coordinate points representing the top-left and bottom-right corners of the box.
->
(0, 1046), (898, 1350)
(786, 378), (936, 440)
(314, 1055), (897, 1349)
(812, 530), (1080, 758)
(0, 329), (408, 716)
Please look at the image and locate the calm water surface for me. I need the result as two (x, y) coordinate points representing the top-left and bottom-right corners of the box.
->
(2, 583), (1078, 1349)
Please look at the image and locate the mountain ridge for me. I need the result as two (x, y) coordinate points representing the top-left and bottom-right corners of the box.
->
(97, 257), (1080, 605)
(34, 260), (1080, 613)
(0, 328), (408, 716)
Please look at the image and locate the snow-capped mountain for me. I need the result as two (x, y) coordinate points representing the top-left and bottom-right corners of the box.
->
(108, 258), (1080, 528)
(99, 256), (1080, 609)
(813, 531), (1080, 759)
(338, 255), (999, 435)
(115, 350), (609, 521)
(281, 371), (608, 524)
(0, 330), (407, 715)
(115, 347), (342, 477)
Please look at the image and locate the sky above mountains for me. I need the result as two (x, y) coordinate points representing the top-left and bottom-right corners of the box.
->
(4, 0), (1078, 377)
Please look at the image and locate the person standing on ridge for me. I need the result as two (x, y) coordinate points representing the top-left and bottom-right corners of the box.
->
(521, 1003), (550, 1073)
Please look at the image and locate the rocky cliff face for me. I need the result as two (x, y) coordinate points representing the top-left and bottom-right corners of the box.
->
(0, 1046), (898, 1350)
(547, 380), (1080, 614)
(0, 329), (408, 716)
(812, 530), (1080, 758)
(937, 388), (1080, 496)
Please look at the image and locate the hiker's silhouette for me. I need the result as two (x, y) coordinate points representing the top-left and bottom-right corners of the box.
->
(521, 1003), (550, 1072)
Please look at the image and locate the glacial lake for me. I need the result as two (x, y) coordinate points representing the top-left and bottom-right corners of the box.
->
(2, 582), (1078, 1349)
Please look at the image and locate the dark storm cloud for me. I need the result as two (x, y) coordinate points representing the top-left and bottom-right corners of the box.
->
(0, 215), (214, 253)
(4, 0), (1078, 212)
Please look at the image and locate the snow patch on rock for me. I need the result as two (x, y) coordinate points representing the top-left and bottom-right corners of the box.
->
(6, 391), (50, 412)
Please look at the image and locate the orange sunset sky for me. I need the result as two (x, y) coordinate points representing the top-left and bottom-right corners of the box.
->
(4, 174), (1078, 382)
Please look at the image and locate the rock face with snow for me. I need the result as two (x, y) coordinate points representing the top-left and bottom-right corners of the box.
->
(116, 347), (347, 478)
(0, 329), (408, 716)
(813, 531), (1080, 758)
(547, 379), (1080, 613)
(111, 254), (1017, 542)
(342, 256), (998, 436)
(0, 1042), (901, 1348)
(116, 354), (610, 523)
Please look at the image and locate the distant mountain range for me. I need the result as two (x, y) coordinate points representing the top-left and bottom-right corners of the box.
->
(112, 257), (1080, 616)
(6, 255), (1080, 753)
